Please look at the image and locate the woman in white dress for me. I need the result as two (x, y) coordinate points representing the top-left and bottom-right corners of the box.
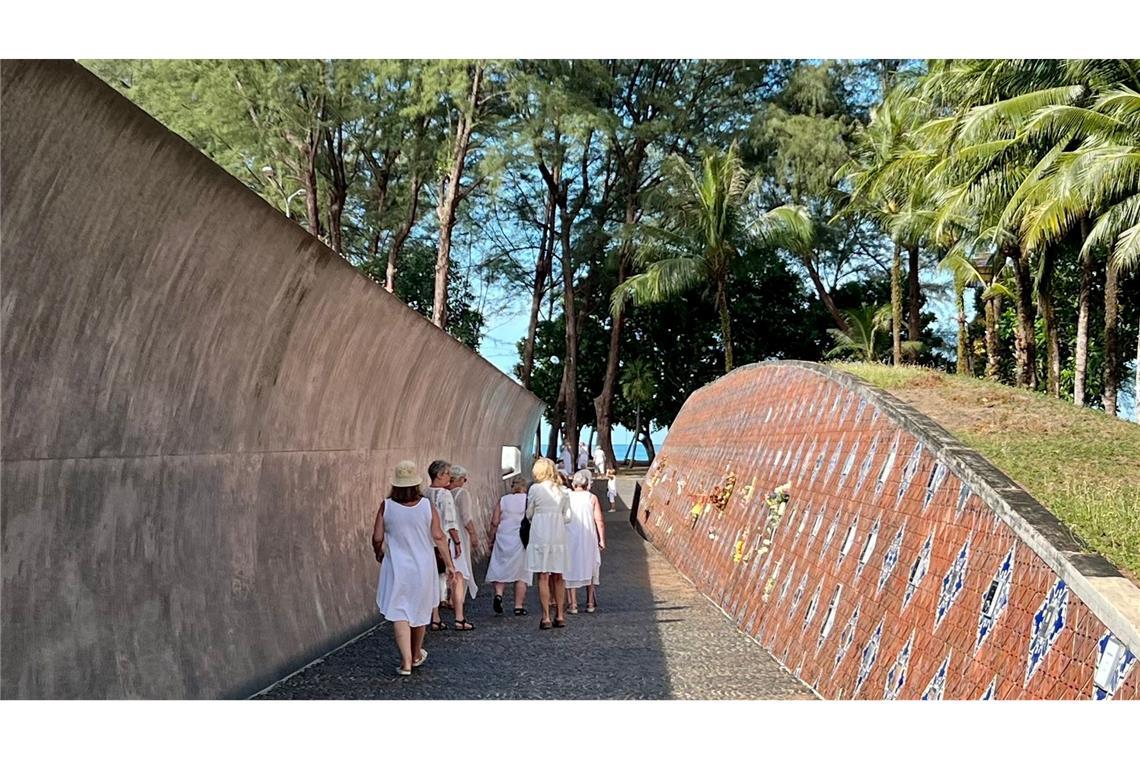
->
(446, 465), (480, 615)
(485, 475), (532, 615)
(577, 443), (590, 471)
(373, 460), (456, 676)
(526, 457), (571, 630)
(425, 460), (467, 631)
(560, 443), (574, 477)
(564, 470), (606, 613)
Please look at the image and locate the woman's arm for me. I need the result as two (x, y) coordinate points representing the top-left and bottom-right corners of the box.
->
(371, 502), (386, 562)
(591, 494), (606, 550)
(430, 504), (456, 577)
(525, 486), (536, 520)
(489, 500), (503, 545)
(439, 490), (463, 557)
(458, 490), (480, 553)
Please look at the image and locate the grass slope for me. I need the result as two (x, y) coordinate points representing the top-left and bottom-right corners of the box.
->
(834, 362), (1140, 580)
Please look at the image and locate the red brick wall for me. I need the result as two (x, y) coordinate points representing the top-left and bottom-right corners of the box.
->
(637, 363), (1138, 700)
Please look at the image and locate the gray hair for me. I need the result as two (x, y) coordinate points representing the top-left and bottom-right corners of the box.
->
(450, 465), (468, 479)
(428, 460), (451, 480)
(572, 469), (592, 489)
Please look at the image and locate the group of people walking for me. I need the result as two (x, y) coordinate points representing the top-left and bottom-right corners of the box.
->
(372, 456), (609, 676)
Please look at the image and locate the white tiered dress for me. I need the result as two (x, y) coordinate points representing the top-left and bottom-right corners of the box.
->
(564, 490), (601, 589)
(525, 481), (571, 574)
(376, 497), (439, 627)
(485, 492), (533, 585)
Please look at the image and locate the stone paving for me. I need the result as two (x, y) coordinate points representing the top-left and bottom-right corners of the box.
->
(256, 478), (814, 700)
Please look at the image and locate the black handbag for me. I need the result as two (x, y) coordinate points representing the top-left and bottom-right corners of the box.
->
(519, 516), (531, 548)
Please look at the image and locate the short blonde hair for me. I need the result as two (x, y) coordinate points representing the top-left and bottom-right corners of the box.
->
(531, 457), (558, 484)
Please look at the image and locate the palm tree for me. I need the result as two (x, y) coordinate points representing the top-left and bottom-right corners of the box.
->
(619, 358), (657, 466)
(611, 142), (756, 372)
(825, 304), (892, 362)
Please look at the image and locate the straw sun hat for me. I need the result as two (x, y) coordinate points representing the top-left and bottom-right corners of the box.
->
(391, 460), (423, 488)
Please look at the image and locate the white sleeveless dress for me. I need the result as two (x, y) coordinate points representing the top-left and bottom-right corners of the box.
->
(526, 481), (570, 574)
(376, 498), (439, 626)
(564, 490), (601, 589)
(485, 492), (532, 585)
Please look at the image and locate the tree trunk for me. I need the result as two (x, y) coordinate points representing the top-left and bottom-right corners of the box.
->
(432, 63), (483, 330)
(594, 197), (636, 476)
(984, 293), (1002, 381)
(559, 209), (579, 461)
(1073, 251), (1093, 407)
(323, 124), (348, 258)
(805, 256), (849, 332)
(642, 419), (656, 463)
(385, 171), (423, 294)
(1038, 247), (1061, 397)
(1104, 261), (1120, 416)
(907, 244), (922, 348)
(1134, 315), (1139, 423)
(520, 189), (556, 389)
(546, 366), (567, 460)
(956, 284), (969, 375)
(891, 242), (903, 365)
(302, 131), (321, 240)
(717, 278), (734, 373)
(1011, 249), (1038, 390)
(624, 405), (641, 466)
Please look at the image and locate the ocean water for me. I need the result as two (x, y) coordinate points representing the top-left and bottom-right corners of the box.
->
(610, 441), (655, 464)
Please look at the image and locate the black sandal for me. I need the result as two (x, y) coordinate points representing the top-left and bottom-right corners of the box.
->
(429, 620), (449, 631)
(514, 608), (527, 616)
(539, 620), (552, 630)
(553, 618), (566, 628)
(493, 595), (504, 615)
(454, 619), (475, 631)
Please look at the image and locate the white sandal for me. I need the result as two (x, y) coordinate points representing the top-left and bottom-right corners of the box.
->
(395, 666), (412, 677)
(412, 649), (428, 668)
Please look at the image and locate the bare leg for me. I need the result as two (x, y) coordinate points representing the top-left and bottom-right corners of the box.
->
(411, 625), (426, 659)
(587, 584), (597, 609)
(494, 582), (505, 598)
(393, 621), (412, 670)
(567, 587), (578, 611)
(452, 573), (467, 623)
(514, 581), (527, 609)
(553, 574), (567, 622)
(537, 572), (551, 623)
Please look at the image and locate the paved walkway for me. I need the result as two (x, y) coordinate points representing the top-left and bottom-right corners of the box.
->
(256, 478), (814, 700)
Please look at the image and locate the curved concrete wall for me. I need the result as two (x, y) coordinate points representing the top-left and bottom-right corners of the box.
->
(637, 361), (1140, 700)
(0, 61), (543, 698)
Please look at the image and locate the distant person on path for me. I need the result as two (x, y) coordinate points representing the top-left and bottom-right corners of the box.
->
(446, 465), (479, 629)
(606, 470), (618, 512)
(564, 470), (605, 614)
(425, 460), (464, 631)
(577, 442), (590, 471)
(526, 457), (572, 630)
(372, 460), (455, 676)
(485, 475), (532, 615)
(593, 446), (607, 475)
(560, 442), (574, 476)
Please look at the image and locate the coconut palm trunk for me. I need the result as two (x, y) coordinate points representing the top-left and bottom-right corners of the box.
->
(1038, 247), (1061, 397)
(891, 242), (903, 365)
(1073, 248), (1093, 407)
(956, 284), (969, 375)
(716, 279), (734, 372)
(1104, 262), (1120, 417)
(1011, 248), (1038, 390)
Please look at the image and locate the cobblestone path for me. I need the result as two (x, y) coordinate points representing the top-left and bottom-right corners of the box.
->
(256, 478), (814, 700)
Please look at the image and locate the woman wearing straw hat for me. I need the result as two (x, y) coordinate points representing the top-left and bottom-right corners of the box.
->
(372, 460), (456, 676)
(525, 457), (572, 630)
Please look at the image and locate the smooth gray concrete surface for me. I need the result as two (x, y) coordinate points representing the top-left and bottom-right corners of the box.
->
(0, 61), (542, 698)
